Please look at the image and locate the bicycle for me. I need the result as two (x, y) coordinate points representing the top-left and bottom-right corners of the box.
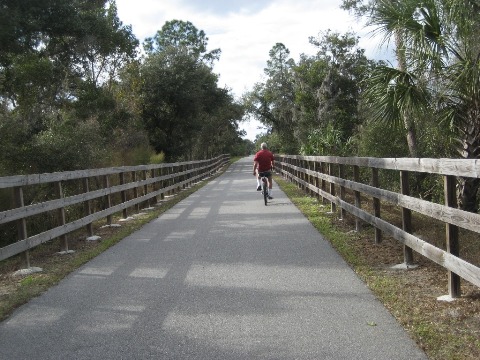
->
(258, 171), (271, 206)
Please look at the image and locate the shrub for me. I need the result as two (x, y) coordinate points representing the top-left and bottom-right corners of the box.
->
(150, 152), (165, 164)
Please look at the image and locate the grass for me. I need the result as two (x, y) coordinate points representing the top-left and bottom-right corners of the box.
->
(274, 175), (480, 360)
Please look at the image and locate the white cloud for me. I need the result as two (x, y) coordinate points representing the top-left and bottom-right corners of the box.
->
(115, 0), (390, 141)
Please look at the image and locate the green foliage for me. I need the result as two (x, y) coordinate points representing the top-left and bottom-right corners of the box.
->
(141, 49), (214, 159)
(301, 124), (354, 156)
(308, 30), (371, 142)
(244, 43), (298, 153)
(359, 0), (480, 209)
(150, 152), (165, 164)
(74, 83), (116, 121)
(0, 112), (32, 175)
(293, 55), (329, 144)
(244, 32), (370, 156)
(3, 0), (475, 187)
(1, 0), (138, 103)
(107, 138), (154, 167)
(353, 117), (450, 200)
(362, 65), (430, 149)
(30, 118), (106, 172)
(118, 144), (154, 166)
(354, 119), (409, 158)
(144, 20), (220, 66)
(254, 132), (285, 154)
(141, 20), (244, 161)
(229, 140), (254, 157)
(0, 0), (142, 175)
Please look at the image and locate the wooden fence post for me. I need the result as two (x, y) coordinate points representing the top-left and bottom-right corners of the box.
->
(192, 163), (197, 185)
(120, 172), (128, 219)
(55, 181), (69, 251)
(289, 158), (293, 182)
(143, 169), (149, 209)
(104, 175), (113, 225)
(301, 159), (306, 192)
(329, 163), (336, 213)
(444, 175), (461, 298)
(170, 166), (175, 195)
(339, 164), (346, 220)
(285, 156), (288, 179)
(305, 159), (309, 193)
(151, 169), (157, 205)
(164, 167), (169, 196)
(372, 168), (382, 244)
(176, 165), (182, 193)
(82, 178), (93, 237)
(296, 158), (301, 189)
(314, 161), (320, 201)
(353, 165), (361, 232)
(290, 157), (294, 182)
(321, 162), (327, 204)
(306, 160), (311, 195)
(185, 163), (191, 188)
(400, 171), (414, 264)
(14, 186), (30, 268)
(181, 164), (186, 190)
(131, 171), (139, 213)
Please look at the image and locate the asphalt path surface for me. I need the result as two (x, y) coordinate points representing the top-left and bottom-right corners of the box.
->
(0, 157), (428, 360)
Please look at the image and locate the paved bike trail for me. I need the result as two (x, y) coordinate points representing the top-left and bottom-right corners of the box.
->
(0, 157), (427, 360)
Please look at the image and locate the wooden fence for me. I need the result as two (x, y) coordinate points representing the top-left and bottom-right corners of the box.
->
(0, 154), (229, 267)
(275, 155), (480, 298)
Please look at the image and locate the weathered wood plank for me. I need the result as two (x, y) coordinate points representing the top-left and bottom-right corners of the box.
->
(340, 200), (480, 288)
(0, 157), (224, 188)
(0, 162), (217, 224)
(277, 158), (480, 289)
(276, 156), (480, 176)
(0, 155), (228, 261)
(277, 160), (480, 233)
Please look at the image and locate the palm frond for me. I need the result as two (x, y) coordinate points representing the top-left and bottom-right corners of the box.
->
(367, 0), (418, 47)
(364, 65), (429, 127)
(437, 57), (480, 131)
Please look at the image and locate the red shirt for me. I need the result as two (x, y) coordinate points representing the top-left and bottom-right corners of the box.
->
(254, 149), (274, 172)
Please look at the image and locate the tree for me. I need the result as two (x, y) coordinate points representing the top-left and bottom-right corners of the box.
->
(0, 0), (141, 173)
(243, 43), (298, 153)
(77, 2), (139, 88)
(143, 20), (220, 66)
(311, 31), (369, 141)
(292, 31), (371, 155)
(192, 88), (245, 159)
(0, 0), (138, 109)
(141, 20), (243, 161)
(342, 0), (424, 158)
(293, 54), (329, 145)
(344, 0), (480, 211)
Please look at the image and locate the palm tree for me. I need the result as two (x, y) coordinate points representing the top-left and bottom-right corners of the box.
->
(362, 0), (480, 211)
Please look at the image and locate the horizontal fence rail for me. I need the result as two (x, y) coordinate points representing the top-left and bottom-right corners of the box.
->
(0, 155), (229, 266)
(275, 155), (480, 299)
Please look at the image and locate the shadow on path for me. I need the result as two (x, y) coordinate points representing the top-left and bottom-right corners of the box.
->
(0, 158), (427, 360)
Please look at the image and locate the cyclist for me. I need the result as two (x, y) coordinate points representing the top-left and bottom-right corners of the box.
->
(253, 142), (274, 199)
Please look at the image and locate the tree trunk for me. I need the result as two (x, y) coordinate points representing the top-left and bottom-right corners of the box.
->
(457, 124), (480, 212)
(395, 30), (419, 158)
(404, 114), (418, 158)
(457, 177), (480, 212)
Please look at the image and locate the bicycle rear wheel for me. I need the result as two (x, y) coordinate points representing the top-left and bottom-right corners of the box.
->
(262, 179), (268, 206)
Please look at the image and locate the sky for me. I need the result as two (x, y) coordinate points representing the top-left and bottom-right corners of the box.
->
(115, 0), (392, 141)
